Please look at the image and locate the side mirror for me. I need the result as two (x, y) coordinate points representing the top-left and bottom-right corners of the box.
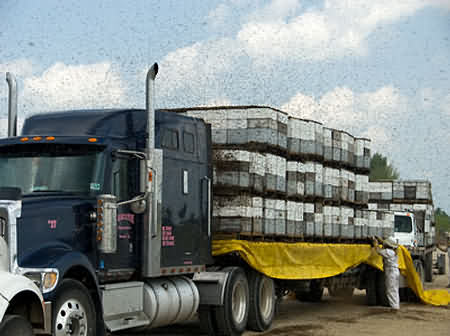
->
(130, 197), (146, 214)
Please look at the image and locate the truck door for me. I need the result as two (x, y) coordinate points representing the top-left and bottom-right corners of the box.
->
(158, 117), (212, 269)
(98, 150), (140, 281)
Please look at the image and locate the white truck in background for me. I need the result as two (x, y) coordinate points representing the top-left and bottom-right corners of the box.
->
(393, 210), (434, 278)
(369, 180), (435, 286)
(0, 233), (48, 335)
(0, 74), (48, 336)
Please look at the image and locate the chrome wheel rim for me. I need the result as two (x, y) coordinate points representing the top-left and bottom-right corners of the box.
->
(231, 279), (247, 324)
(54, 298), (88, 336)
(259, 277), (274, 321)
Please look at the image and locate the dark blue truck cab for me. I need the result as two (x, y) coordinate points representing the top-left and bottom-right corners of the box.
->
(0, 66), (273, 336)
(0, 105), (216, 330)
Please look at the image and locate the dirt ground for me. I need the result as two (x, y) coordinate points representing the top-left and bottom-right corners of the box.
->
(249, 252), (450, 336)
(118, 253), (450, 336)
(247, 274), (450, 336)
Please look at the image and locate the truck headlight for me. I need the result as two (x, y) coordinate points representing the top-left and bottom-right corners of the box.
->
(43, 272), (58, 291)
(23, 269), (59, 293)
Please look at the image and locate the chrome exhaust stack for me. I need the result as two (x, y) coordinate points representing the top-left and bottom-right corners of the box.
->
(146, 63), (159, 155)
(143, 63), (163, 277)
(6, 72), (18, 137)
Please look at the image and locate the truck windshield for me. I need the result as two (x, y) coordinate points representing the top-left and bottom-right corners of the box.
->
(0, 143), (106, 196)
(394, 215), (413, 233)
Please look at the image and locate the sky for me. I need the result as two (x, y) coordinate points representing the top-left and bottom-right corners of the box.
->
(0, 0), (449, 208)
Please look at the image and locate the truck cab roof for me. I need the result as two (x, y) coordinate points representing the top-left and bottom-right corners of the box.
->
(20, 108), (203, 139)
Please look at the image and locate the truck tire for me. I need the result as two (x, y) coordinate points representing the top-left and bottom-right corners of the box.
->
(213, 267), (249, 336)
(198, 305), (217, 335)
(295, 280), (323, 302)
(247, 271), (275, 332)
(53, 279), (96, 336)
(424, 252), (433, 283)
(0, 314), (33, 336)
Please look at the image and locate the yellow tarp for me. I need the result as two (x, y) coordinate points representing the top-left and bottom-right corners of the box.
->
(212, 240), (450, 306)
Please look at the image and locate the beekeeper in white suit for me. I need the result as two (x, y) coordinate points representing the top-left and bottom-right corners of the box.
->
(372, 236), (400, 310)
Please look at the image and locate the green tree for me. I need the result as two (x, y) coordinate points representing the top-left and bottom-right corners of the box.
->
(435, 207), (450, 233)
(369, 152), (400, 181)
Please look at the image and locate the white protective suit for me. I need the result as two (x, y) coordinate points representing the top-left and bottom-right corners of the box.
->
(377, 247), (400, 310)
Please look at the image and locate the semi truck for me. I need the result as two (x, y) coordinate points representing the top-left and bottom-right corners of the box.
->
(0, 65), (396, 336)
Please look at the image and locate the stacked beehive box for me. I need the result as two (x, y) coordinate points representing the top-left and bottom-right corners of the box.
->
(369, 180), (434, 242)
(176, 106), (371, 240)
(287, 115), (371, 240)
(178, 107), (288, 235)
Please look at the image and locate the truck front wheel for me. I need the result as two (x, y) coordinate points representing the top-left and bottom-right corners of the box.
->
(247, 271), (275, 332)
(52, 279), (96, 336)
(0, 314), (33, 336)
(214, 267), (249, 336)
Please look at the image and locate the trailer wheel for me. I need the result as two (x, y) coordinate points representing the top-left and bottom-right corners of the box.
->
(53, 279), (96, 336)
(247, 271), (275, 332)
(214, 267), (249, 336)
(0, 314), (33, 336)
(295, 280), (323, 302)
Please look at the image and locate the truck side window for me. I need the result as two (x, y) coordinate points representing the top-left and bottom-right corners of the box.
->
(162, 129), (179, 150)
(112, 158), (129, 202)
(183, 131), (195, 153)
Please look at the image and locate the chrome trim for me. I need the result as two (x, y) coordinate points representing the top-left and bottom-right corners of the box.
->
(142, 150), (162, 278)
(43, 301), (52, 335)
(117, 194), (147, 207)
(6, 72), (18, 137)
(206, 177), (212, 237)
(115, 149), (147, 160)
(160, 264), (206, 276)
(146, 63), (158, 154)
(0, 200), (21, 274)
(97, 195), (118, 254)
(19, 268), (59, 294)
(151, 166), (158, 238)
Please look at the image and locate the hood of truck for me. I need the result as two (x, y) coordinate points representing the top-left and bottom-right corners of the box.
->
(16, 195), (95, 268)
(393, 232), (416, 247)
